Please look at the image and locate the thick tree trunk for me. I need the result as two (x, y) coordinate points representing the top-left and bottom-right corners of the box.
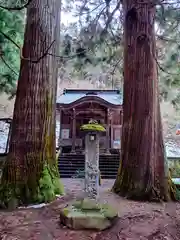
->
(113, 0), (176, 201)
(0, 0), (63, 208)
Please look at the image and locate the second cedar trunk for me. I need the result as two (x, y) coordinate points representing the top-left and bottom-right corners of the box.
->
(113, 0), (175, 201)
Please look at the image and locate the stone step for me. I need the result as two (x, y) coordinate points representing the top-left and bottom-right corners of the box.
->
(59, 160), (119, 164)
(59, 169), (118, 178)
(59, 166), (119, 173)
(59, 165), (119, 171)
(60, 154), (119, 158)
(58, 153), (119, 179)
(59, 157), (120, 162)
(60, 174), (117, 179)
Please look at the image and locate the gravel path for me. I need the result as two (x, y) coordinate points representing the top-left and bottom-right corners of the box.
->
(0, 179), (180, 240)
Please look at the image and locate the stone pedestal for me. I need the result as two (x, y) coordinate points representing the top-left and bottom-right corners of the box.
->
(59, 199), (118, 230)
(84, 133), (99, 200)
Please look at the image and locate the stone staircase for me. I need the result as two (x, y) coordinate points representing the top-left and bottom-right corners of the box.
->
(58, 153), (120, 179)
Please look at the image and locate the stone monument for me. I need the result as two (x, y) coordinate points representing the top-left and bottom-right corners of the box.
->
(84, 119), (100, 200)
(59, 120), (118, 230)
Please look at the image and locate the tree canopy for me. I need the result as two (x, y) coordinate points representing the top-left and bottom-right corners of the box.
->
(0, 0), (180, 107)
(60, 0), (180, 106)
(0, 1), (25, 96)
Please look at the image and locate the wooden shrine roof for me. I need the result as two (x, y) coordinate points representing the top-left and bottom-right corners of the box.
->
(56, 89), (123, 108)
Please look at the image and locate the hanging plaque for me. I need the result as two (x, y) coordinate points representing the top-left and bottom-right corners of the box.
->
(61, 129), (70, 139)
(113, 140), (120, 149)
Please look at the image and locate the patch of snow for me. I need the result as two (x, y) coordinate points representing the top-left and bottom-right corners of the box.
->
(19, 203), (48, 209)
(0, 120), (180, 157)
(56, 194), (65, 199)
(0, 121), (10, 153)
(165, 141), (180, 158)
(172, 178), (180, 185)
(18, 195), (64, 209)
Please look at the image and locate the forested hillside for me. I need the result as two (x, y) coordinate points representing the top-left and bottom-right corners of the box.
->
(0, 0), (180, 154)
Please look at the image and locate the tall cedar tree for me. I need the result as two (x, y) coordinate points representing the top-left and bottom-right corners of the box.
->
(113, 0), (176, 201)
(0, 0), (64, 208)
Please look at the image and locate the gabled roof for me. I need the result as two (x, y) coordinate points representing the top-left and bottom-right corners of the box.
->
(56, 89), (123, 106)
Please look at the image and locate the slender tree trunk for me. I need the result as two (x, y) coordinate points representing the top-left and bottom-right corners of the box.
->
(113, 0), (176, 201)
(0, 0), (63, 208)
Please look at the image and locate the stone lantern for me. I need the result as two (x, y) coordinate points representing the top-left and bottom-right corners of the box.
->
(59, 120), (118, 230)
(80, 119), (105, 200)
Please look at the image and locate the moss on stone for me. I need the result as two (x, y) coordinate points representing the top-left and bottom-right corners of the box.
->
(72, 199), (117, 218)
(100, 203), (118, 218)
(80, 123), (106, 132)
(62, 207), (70, 216)
(60, 199), (118, 230)
(80, 198), (101, 211)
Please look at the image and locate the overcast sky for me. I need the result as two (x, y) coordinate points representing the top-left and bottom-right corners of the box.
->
(61, 11), (77, 26)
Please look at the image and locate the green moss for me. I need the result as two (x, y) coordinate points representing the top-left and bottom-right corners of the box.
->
(72, 200), (82, 209)
(80, 199), (101, 210)
(80, 123), (106, 132)
(38, 163), (64, 203)
(71, 199), (118, 219)
(0, 161), (64, 209)
(100, 203), (118, 218)
(112, 163), (178, 202)
(63, 207), (70, 216)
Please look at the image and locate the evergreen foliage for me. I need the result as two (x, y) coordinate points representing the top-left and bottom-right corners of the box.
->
(156, 6), (180, 109)
(61, 0), (180, 106)
(0, 6), (24, 95)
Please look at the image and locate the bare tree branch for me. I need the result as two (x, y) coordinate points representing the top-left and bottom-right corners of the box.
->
(0, 55), (18, 76)
(100, 0), (121, 37)
(20, 40), (55, 63)
(0, 30), (20, 49)
(0, 0), (33, 11)
(110, 58), (122, 75)
(0, 30), (56, 64)
(155, 57), (180, 76)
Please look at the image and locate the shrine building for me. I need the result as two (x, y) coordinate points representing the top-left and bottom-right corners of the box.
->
(56, 89), (123, 155)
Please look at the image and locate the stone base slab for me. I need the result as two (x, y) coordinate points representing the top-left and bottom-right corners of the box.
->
(59, 198), (118, 231)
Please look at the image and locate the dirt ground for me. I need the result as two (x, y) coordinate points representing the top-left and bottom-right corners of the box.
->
(0, 179), (180, 240)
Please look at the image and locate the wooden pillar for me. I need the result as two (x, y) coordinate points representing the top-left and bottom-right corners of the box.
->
(120, 109), (123, 153)
(106, 108), (110, 154)
(120, 110), (123, 125)
(71, 108), (76, 153)
(58, 107), (62, 148)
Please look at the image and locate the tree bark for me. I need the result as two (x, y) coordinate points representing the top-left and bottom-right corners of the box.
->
(0, 0), (63, 208)
(112, 0), (176, 201)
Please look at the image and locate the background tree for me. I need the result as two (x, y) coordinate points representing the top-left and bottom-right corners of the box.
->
(0, 0), (64, 208)
(112, 0), (176, 201)
(60, 0), (180, 105)
(156, 6), (180, 109)
(58, 0), (180, 154)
